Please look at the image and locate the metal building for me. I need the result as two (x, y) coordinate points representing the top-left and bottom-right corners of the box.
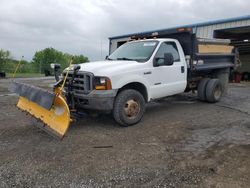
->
(109, 15), (250, 75)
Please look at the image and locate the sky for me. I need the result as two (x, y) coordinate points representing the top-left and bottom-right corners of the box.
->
(0, 0), (249, 61)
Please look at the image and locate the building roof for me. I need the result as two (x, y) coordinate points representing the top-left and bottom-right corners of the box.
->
(109, 15), (250, 40)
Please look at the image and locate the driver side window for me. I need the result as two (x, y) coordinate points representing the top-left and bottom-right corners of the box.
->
(154, 42), (180, 66)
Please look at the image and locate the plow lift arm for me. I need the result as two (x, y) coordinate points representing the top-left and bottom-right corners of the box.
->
(9, 59), (80, 139)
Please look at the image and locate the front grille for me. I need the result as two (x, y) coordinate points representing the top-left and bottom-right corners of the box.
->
(63, 71), (93, 94)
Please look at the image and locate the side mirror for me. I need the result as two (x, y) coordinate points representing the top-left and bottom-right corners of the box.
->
(73, 64), (81, 72)
(164, 53), (174, 66)
(105, 55), (109, 60)
(50, 63), (61, 82)
(50, 63), (61, 70)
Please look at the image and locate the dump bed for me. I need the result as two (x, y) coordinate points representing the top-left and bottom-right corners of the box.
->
(190, 37), (237, 72)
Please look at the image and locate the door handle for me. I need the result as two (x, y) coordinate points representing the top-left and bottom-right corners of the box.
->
(181, 66), (185, 73)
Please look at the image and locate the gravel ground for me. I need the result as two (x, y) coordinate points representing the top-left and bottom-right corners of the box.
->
(0, 78), (250, 187)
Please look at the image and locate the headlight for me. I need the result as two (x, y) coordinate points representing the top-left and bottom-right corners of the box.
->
(94, 77), (112, 90)
(100, 77), (106, 84)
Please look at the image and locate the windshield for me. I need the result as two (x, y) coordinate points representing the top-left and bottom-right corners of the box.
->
(108, 41), (159, 62)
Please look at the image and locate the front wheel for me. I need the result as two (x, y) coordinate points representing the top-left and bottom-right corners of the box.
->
(113, 89), (145, 126)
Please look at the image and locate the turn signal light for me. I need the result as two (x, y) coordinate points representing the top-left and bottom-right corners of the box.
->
(94, 77), (112, 90)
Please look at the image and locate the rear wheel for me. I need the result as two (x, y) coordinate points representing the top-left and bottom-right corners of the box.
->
(113, 89), (145, 126)
(206, 79), (222, 103)
(213, 68), (229, 96)
(197, 78), (210, 101)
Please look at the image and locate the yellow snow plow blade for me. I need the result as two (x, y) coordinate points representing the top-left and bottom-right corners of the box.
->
(17, 95), (71, 138)
(9, 81), (71, 139)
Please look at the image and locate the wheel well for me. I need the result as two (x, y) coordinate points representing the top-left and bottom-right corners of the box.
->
(119, 82), (148, 102)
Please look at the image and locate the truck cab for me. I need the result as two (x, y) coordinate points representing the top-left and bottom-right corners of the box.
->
(106, 38), (187, 100)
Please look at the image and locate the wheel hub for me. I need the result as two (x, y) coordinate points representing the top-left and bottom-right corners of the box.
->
(124, 99), (140, 119)
(214, 85), (222, 99)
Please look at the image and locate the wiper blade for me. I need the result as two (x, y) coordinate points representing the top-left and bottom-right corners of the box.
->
(107, 57), (114, 60)
(117, 57), (135, 61)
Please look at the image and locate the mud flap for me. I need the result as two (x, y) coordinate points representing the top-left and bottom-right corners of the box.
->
(9, 81), (71, 139)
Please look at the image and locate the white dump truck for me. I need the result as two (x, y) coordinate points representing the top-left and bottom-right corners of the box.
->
(10, 29), (237, 138)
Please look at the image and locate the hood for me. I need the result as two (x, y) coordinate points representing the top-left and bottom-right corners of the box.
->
(77, 60), (142, 76)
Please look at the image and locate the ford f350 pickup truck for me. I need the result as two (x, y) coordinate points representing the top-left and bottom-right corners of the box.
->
(10, 29), (238, 138)
(62, 31), (237, 126)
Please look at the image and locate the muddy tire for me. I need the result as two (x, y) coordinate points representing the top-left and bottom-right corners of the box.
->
(206, 79), (222, 103)
(213, 68), (229, 96)
(113, 89), (145, 126)
(198, 78), (210, 101)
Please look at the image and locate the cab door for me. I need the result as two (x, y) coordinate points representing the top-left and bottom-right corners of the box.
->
(149, 41), (187, 99)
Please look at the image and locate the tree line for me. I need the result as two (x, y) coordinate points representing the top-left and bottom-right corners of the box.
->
(0, 48), (89, 74)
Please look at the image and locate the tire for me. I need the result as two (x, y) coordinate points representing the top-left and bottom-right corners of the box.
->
(197, 78), (210, 101)
(113, 89), (145, 126)
(205, 79), (222, 103)
(213, 68), (229, 96)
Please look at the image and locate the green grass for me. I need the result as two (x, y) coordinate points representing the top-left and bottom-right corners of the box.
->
(6, 73), (44, 78)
